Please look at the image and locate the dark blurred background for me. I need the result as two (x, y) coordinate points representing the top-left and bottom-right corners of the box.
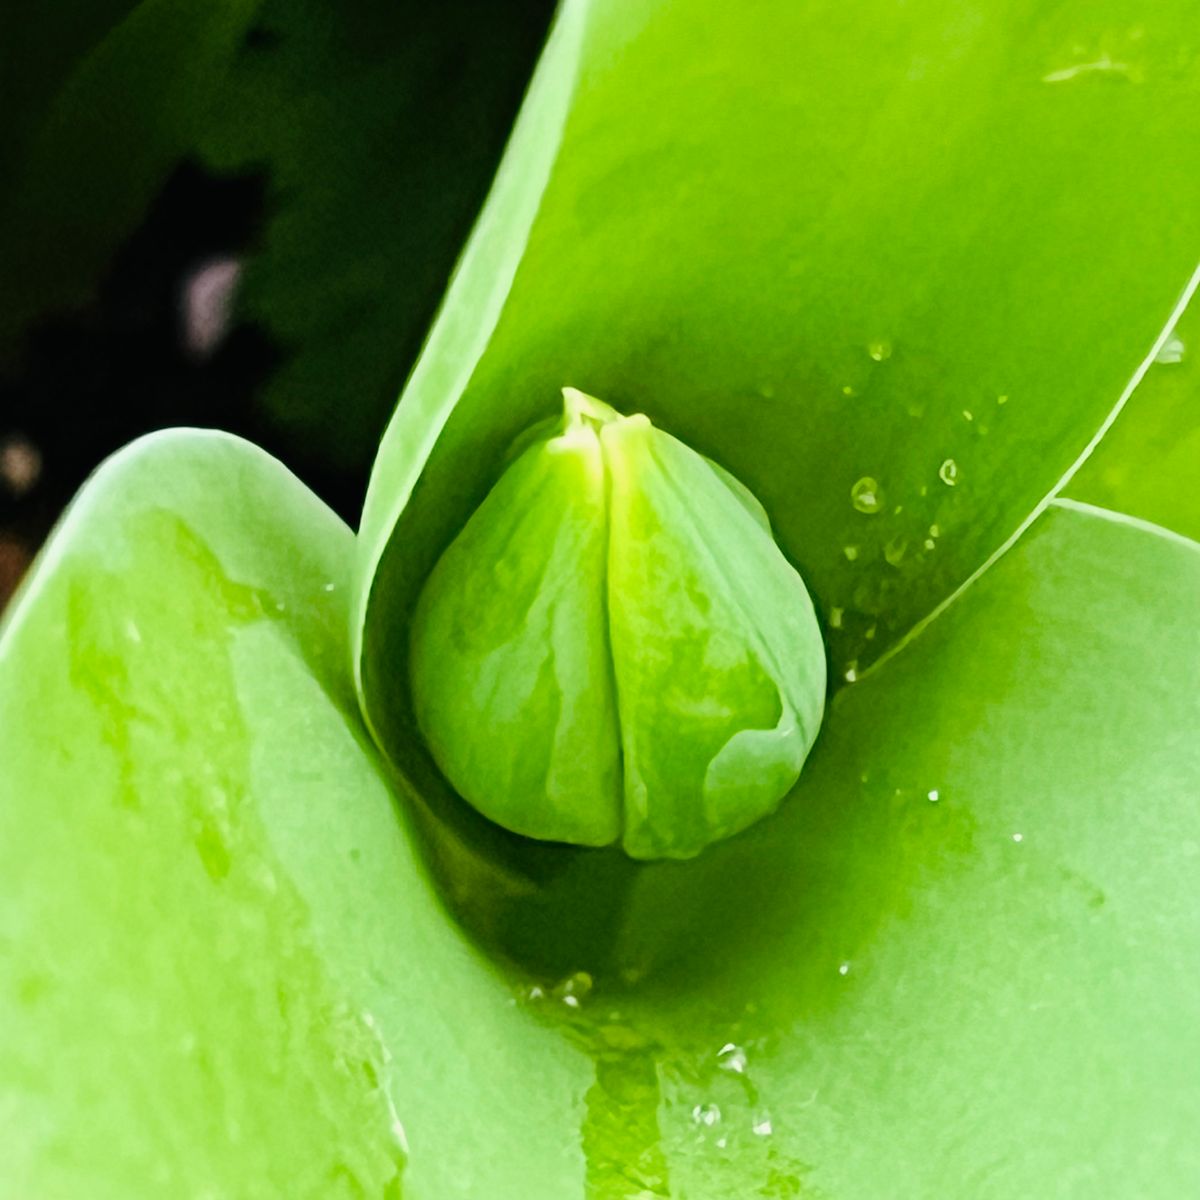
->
(1, 0), (556, 609)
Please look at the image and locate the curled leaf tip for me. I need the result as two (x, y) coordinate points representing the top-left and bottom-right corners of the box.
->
(409, 390), (826, 859)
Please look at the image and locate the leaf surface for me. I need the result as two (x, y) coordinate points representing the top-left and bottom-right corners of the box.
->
(4, 443), (1198, 1195)
(0, 431), (590, 1198)
(358, 0), (1200, 724)
(1068, 300), (1200, 542)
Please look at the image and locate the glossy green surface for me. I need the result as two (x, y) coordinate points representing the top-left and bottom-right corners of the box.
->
(3, 435), (1197, 1195)
(409, 391), (825, 858)
(0, 433), (590, 1198)
(4, 0), (1200, 1194)
(359, 0), (1200, 707)
(1070, 300), (1200, 542)
(410, 394), (622, 848)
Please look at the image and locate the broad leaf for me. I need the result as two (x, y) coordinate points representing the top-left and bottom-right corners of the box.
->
(0, 0), (262, 357)
(3, 432), (1198, 1196)
(0, 432), (590, 1198)
(1068, 299), (1200, 542)
(358, 0), (1200, 720)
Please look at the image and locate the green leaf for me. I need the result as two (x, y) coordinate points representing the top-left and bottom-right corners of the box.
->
(357, 0), (1200, 737)
(0, 0), (262, 358)
(550, 499), (1200, 1198)
(1067, 298), (1200, 542)
(5, 436), (1198, 1194)
(0, 432), (591, 1198)
(196, 0), (555, 471)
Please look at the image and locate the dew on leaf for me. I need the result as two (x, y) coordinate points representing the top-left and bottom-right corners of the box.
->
(554, 971), (593, 1009)
(692, 1103), (722, 1127)
(843, 544), (860, 561)
(1155, 333), (1186, 364)
(850, 477), (883, 513)
(1042, 53), (1135, 83)
(829, 606), (844, 629)
(884, 535), (908, 566)
(927, 789), (940, 802)
(939, 458), (960, 486)
(716, 1043), (748, 1075)
(867, 339), (892, 362)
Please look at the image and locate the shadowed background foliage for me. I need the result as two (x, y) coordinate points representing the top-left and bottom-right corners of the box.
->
(0, 0), (556, 605)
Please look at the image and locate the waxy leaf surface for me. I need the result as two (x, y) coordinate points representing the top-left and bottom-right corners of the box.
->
(3, 438), (1198, 1197)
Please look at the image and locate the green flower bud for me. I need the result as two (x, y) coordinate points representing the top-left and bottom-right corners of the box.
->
(409, 388), (826, 859)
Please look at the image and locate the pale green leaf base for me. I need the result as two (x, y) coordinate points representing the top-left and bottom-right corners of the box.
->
(3, 434), (1198, 1197)
(0, 432), (590, 1199)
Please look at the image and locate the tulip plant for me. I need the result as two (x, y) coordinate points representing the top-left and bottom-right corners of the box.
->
(3, 1), (1200, 1196)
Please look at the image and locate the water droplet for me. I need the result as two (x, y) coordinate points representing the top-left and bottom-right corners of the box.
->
(867, 339), (892, 362)
(323, 582), (337, 593)
(884, 535), (908, 566)
(843, 544), (860, 562)
(716, 1136), (728, 1149)
(838, 962), (851, 976)
(829, 606), (844, 629)
(924, 538), (936, 551)
(850, 477), (883, 513)
(997, 394), (1009, 406)
(938, 458), (960, 487)
(927, 789), (940, 802)
(962, 409), (974, 422)
(752, 1114), (774, 1137)
(1012, 832), (1024, 843)
(717, 1043), (748, 1074)
(843, 662), (858, 684)
(918, 484), (928, 497)
(554, 971), (593, 1009)
(929, 524), (941, 538)
(692, 1103), (722, 1127)
(1155, 333), (1186, 365)
(125, 619), (143, 644)
(1042, 54), (1135, 83)
(842, 384), (857, 397)
(864, 623), (877, 640)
